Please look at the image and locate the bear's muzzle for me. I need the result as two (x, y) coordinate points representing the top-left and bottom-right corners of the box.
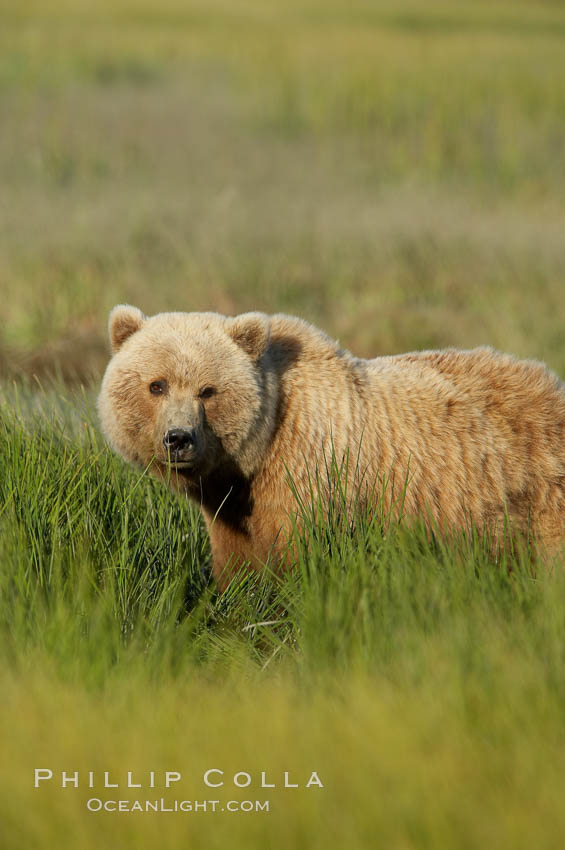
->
(162, 428), (197, 466)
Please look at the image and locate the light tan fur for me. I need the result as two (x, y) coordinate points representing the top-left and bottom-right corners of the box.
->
(98, 306), (565, 589)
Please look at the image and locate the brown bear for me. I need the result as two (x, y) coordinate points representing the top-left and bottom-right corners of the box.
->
(98, 305), (565, 588)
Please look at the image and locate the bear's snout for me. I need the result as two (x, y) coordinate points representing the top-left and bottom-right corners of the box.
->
(163, 428), (197, 462)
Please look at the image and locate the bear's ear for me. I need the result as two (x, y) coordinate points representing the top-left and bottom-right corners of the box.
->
(225, 312), (270, 360)
(108, 305), (145, 353)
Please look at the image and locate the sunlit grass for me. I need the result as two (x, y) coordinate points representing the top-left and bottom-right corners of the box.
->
(1, 0), (565, 377)
(2, 388), (565, 847)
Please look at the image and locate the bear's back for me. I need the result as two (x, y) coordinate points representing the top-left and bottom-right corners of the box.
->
(357, 346), (565, 543)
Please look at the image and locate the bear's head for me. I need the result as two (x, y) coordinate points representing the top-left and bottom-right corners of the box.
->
(97, 305), (276, 486)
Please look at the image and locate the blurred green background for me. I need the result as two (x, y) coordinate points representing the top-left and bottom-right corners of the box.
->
(2, 0), (565, 381)
(3, 1), (565, 848)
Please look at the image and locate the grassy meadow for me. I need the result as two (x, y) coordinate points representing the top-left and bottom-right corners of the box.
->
(2, 0), (565, 847)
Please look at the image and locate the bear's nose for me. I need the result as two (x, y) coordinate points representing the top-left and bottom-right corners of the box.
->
(163, 428), (195, 453)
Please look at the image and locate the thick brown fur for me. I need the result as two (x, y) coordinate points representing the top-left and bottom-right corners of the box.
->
(98, 306), (565, 589)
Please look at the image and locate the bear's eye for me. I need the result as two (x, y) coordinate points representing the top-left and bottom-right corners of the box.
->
(149, 379), (168, 396)
(198, 386), (216, 400)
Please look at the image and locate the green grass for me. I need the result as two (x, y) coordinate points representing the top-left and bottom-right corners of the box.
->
(2, 388), (565, 848)
(2, 0), (565, 377)
(3, 0), (565, 846)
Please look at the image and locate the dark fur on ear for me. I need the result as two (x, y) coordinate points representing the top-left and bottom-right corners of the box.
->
(108, 305), (145, 353)
(225, 312), (270, 360)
